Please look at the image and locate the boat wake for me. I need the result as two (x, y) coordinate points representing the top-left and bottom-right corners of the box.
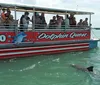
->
(20, 64), (36, 71)
(89, 69), (100, 85)
(52, 58), (60, 62)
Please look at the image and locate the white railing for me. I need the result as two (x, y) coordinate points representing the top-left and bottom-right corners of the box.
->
(0, 24), (90, 32)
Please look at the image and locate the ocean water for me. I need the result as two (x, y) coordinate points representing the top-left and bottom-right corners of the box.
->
(0, 29), (100, 85)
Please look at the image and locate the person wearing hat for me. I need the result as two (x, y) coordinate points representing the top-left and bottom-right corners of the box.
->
(4, 8), (13, 29)
(1, 8), (6, 23)
(5, 8), (11, 18)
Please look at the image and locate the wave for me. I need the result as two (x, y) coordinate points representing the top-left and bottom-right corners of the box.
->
(20, 64), (36, 71)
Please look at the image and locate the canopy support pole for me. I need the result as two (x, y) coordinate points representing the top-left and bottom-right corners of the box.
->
(32, 8), (35, 31)
(89, 14), (91, 27)
(14, 6), (18, 35)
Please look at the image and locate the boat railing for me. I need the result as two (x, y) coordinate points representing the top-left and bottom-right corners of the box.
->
(0, 23), (91, 32)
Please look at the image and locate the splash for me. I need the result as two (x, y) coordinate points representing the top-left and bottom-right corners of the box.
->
(52, 58), (60, 62)
(20, 64), (36, 71)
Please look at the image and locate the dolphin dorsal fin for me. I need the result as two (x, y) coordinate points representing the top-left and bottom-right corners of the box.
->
(87, 66), (93, 72)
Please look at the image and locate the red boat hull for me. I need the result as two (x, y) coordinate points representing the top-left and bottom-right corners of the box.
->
(0, 43), (89, 59)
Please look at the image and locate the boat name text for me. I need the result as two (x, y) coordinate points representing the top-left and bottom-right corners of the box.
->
(38, 32), (88, 40)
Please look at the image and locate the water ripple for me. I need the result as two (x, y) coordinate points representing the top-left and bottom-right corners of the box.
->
(20, 64), (36, 72)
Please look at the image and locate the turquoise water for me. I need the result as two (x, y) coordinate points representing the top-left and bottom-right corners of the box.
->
(0, 29), (100, 85)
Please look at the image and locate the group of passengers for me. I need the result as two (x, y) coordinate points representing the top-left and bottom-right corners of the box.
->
(0, 8), (17, 29)
(32, 12), (47, 29)
(49, 15), (64, 29)
(20, 12), (47, 30)
(0, 8), (89, 30)
(49, 14), (70, 29)
(49, 14), (89, 29)
(19, 11), (89, 30)
(77, 18), (88, 27)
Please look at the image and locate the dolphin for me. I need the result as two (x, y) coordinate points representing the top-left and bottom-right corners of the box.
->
(71, 64), (94, 72)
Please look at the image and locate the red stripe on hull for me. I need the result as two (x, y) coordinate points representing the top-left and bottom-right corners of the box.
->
(0, 43), (89, 53)
(0, 46), (89, 59)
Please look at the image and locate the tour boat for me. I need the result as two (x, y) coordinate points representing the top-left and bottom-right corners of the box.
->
(0, 3), (98, 59)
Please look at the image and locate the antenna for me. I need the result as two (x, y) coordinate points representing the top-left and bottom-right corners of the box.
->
(76, 5), (78, 11)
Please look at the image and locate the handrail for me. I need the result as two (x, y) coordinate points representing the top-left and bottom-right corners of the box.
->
(0, 24), (90, 32)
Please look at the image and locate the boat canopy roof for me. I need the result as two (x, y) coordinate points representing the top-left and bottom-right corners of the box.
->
(0, 2), (94, 15)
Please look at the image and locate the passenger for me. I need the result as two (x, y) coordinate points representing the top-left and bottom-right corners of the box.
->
(5, 8), (11, 19)
(49, 16), (57, 29)
(65, 14), (69, 29)
(32, 12), (41, 29)
(61, 17), (65, 29)
(69, 14), (76, 27)
(56, 16), (63, 29)
(9, 15), (18, 30)
(9, 15), (13, 24)
(56, 14), (59, 20)
(69, 14), (74, 27)
(0, 8), (6, 29)
(77, 19), (83, 27)
(72, 17), (76, 27)
(82, 18), (88, 27)
(20, 15), (24, 31)
(5, 8), (11, 29)
(9, 15), (15, 29)
(1, 8), (6, 23)
(20, 11), (29, 31)
(56, 14), (60, 27)
(39, 13), (47, 29)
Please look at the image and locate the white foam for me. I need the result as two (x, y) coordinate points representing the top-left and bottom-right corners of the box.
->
(20, 64), (36, 71)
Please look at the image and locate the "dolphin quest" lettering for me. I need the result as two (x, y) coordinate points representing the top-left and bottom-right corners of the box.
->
(38, 32), (88, 40)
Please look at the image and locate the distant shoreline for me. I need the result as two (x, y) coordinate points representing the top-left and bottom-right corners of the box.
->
(93, 28), (100, 30)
